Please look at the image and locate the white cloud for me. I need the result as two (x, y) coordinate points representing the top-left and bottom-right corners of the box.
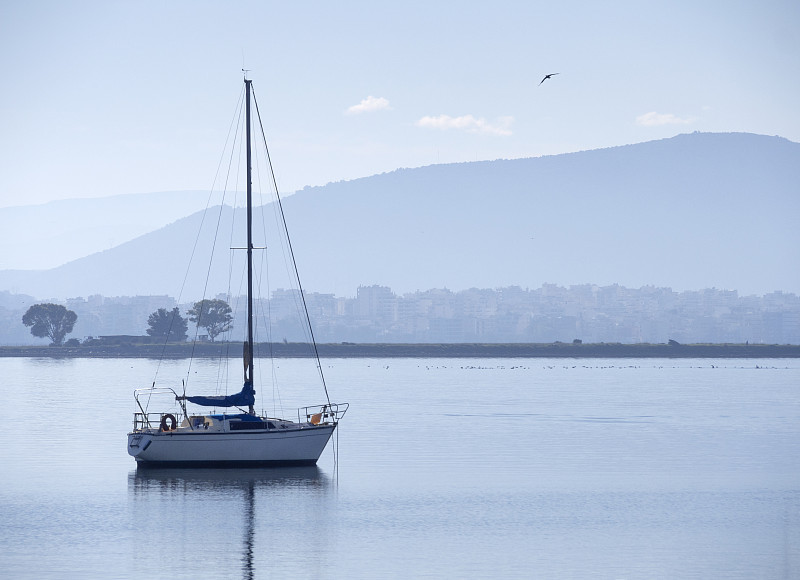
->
(636, 111), (694, 127)
(415, 114), (513, 136)
(346, 96), (391, 114)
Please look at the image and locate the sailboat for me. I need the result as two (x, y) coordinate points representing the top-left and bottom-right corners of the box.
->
(127, 76), (347, 467)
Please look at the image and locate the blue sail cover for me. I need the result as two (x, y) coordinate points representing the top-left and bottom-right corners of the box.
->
(185, 381), (255, 408)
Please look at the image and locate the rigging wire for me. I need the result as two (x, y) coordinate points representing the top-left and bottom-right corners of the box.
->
(253, 250), (285, 419)
(144, 84), (246, 413)
(251, 85), (332, 407)
(248, 118), (277, 418)
(184, 86), (247, 397)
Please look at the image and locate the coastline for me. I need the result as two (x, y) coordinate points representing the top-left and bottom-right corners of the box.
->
(1, 342), (799, 359)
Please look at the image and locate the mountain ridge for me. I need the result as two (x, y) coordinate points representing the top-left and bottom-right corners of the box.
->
(2, 132), (798, 299)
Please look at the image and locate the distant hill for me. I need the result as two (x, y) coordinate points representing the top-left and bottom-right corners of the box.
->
(0, 190), (212, 270)
(1, 132), (798, 299)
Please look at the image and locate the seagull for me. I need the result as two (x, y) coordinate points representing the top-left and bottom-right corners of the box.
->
(539, 72), (560, 85)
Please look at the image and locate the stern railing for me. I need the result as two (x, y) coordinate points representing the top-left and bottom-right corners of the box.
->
(300, 402), (349, 426)
(132, 387), (184, 431)
(132, 411), (185, 432)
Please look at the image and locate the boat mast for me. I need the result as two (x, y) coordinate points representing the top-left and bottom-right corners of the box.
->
(245, 77), (255, 415)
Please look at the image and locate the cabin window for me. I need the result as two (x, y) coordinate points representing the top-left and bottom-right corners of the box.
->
(229, 421), (267, 431)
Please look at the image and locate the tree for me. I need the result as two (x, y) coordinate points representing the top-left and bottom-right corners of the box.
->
(146, 307), (188, 341)
(187, 299), (233, 342)
(22, 303), (78, 346)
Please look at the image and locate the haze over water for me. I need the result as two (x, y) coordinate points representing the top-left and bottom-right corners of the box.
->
(0, 356), (797, 578)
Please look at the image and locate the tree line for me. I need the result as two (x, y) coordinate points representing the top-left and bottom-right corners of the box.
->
(21, 299), (234, 346)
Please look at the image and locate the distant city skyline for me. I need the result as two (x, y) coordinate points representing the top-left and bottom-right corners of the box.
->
(2, 283), (798, 346)
(1, 1), (799, 208)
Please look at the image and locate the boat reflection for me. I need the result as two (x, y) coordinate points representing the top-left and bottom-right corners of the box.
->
(129, 465), (327, 492)
(128, 466), (331, 579)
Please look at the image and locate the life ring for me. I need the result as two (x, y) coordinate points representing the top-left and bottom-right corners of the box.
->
(160, 413), (177, 431)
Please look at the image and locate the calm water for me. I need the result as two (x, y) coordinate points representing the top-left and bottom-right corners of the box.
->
(0, 357), (798, 579)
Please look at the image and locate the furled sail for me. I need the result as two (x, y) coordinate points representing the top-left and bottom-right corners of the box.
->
(184, 381), (255, 408)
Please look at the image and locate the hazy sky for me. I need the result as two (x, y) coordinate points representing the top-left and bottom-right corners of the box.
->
(1, 0), (798, 209)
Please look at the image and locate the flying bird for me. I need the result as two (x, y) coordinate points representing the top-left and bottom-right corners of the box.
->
(539, 73), (560, 85)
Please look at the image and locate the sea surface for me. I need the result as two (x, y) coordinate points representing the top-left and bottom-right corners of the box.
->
(0, 356), (798, 579)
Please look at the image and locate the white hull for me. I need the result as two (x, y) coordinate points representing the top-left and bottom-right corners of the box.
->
(128, 424), (336, 467)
